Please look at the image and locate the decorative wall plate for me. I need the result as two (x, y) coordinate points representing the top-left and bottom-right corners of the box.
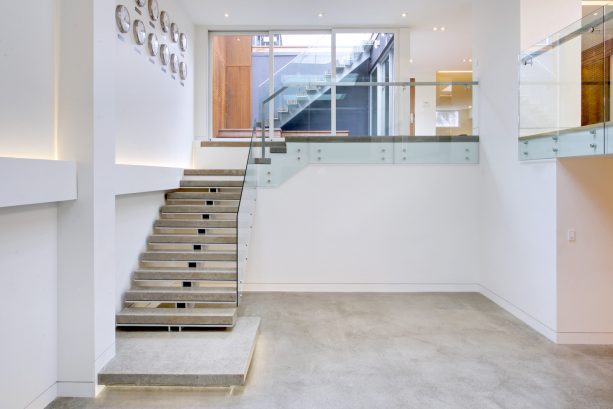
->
(179, 33), (187, 52)
(170, 53), (179, 73)
(135, 0), (146, 7)
(170, 23), (179, 43)
(160, 44), (170, 65)
(148, 33), (159, 56)
(115, 5), (131, 33)
(133, 19), (146, 45)
(160, 11), (170, 32)
(148, 0), (159, 21)
(179, 61), (187, 80)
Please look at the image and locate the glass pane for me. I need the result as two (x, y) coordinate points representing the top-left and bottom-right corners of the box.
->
(519, 8), (607, 159)
(267, 33), (332, 135)
(434, 71), (474, 137)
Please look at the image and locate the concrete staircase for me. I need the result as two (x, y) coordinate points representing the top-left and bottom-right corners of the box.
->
(116, 168), (246, 329)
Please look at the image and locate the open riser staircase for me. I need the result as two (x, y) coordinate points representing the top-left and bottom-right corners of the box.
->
(116, 169), (246, 329)
(266, 41), (374, 129)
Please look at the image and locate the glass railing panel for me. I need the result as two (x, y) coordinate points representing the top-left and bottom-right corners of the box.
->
(236, 132), (258, 302)
(256, 142), (309, 187)
(250, 80), (479, 187)
(519, 6), (609, 160)
(308, 140), (395, 164)
(395, 137), (479, 164)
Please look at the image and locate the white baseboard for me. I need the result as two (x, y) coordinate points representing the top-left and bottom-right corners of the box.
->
(556, 332), (613, 344)
(478, 285), (557, 342)
(57, 381), (95, 398)
(25, 383), (57, 409)
(242, 283), (481, 292)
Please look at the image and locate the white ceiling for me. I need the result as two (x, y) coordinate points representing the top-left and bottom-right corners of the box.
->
(179, 0), (472, 30)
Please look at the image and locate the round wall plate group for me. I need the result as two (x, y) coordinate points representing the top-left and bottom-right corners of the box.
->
(160, 44), (170, 65)
(115, 5), (130, 33)
(148, 33), (159, 56)
(117, 2), (189, 81)
(148, 0), (159, 21)
(133, 19), (146, 45)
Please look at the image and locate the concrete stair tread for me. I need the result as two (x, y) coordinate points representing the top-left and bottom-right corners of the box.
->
(115, 307), (238, 326)
(129, 286), (236, 294)
(167, 192), (241, 199)
(161, 205), (239, 213)
(184, 169), (245, 176)
(100, 317), (260, 386)
(125, 287), (237, 302)
(147, 235), (237, 244)
(134, 269), (236, 281)
(154, 220), (237, 228)
(140, 251), (236, 261)
(180, 180), (243, 187)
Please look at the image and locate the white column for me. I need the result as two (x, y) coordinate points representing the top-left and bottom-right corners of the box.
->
(56, 0), (116, 397)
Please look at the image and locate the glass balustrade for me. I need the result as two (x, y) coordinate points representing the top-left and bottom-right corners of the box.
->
(250, 81), (479, 187)
(519, 4), (613, 159)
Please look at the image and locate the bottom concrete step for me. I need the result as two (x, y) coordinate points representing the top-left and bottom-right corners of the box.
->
(116, 307), (237, 326)
(99, 317), (260, 386)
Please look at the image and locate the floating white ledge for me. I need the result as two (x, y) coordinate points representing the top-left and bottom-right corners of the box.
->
(0, 157), (77, 208)
(114, 164), (183, 196)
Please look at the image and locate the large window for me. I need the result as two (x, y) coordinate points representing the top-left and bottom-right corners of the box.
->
(210, 31), (395, 137)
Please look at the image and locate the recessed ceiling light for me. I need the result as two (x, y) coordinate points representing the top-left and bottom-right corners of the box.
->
(401, 12), (407, 18)
(469, 58), (473, 62)
(318, 12), (324, 17)
(409, 59), (413, 63)
(463, 58), (467, 62)
(433, 27), (438, 31)
(440, 27), (446, 31)
(224, 12), (229, 18)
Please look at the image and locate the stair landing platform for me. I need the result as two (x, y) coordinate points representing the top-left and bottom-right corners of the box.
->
(98, 317), (260, 387)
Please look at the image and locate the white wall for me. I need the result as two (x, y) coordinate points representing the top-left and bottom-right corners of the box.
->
(246, 165), (481, 291)
(115, 192), (166, 312)
(474, 0), (559, 339)
(0, 3), (61, 409)
(114, 0), (195, 167)
(0, 204), (58, 409)
(556, 157), (613, 343)
(0, 2), (55, 159)
(475, 0), (581, 341)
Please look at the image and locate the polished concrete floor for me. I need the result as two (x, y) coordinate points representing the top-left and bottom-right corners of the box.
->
(49, 293), (613, 409)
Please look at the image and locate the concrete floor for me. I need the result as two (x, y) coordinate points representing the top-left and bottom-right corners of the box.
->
(49, 293), (613, 409)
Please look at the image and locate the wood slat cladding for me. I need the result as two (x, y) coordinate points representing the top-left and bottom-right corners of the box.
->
(581, 37), (612, 126)
(212, 36), (253, 137)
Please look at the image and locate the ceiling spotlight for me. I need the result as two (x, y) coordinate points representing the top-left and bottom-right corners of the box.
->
(318, 12), (324, 17)
(433, 27), (438, 31)
(224, 12), (229, 18)
(440, 27), (446, 31)
(463, 58), (466, 62)
(469, 58), (473, 62)
(409, 59), (413, 63)
(401, 12), (407, 18)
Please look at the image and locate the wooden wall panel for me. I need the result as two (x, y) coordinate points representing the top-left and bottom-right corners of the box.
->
(211, 36), (253, 136)
(212, 36), (227, 137)
(581, 38), (612, 126)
